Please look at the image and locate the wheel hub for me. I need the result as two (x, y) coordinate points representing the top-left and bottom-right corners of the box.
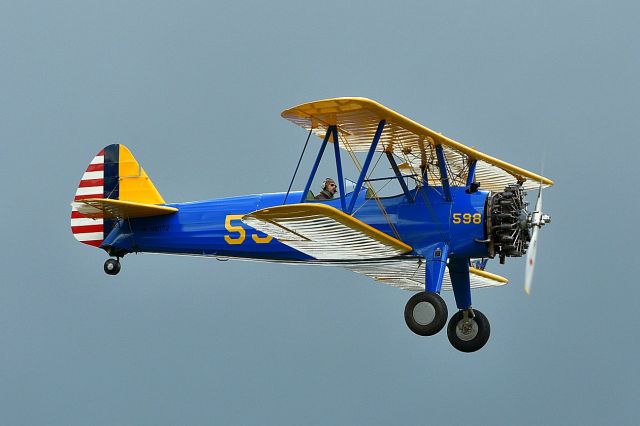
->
(413, 301), (436, 326)
(456, 319), (479, 341)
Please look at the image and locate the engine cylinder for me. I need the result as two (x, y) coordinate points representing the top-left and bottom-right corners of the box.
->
(486, 184), (531, 258)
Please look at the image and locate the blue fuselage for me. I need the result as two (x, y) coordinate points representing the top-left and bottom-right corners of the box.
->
(102, 187), (490, 261)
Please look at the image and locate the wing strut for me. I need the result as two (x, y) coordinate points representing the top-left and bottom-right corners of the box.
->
(331, 126), (347, 212)
(346, 120), (386, 214)
(298, 125), (349, 211)
(385, 148), (413, 200)
(466, 159), (478, 187)
(300, 126), (332, 203)
(435, 145), (452, 201)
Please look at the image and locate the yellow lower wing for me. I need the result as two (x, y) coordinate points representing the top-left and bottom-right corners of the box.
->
(243, 203), (412, 260)
(71, 198), (178, 219)
(337, 260), (508, 292)
(469, 268), (508, 285)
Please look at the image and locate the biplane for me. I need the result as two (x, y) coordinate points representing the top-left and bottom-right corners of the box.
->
(70, 98), (552, 352)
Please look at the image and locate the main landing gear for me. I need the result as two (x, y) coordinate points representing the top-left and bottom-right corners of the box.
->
(405, 294), (490, 353)
(447, 309), (490, 353)
(404, 292), (448, 336)
(103, 258), (121, 275)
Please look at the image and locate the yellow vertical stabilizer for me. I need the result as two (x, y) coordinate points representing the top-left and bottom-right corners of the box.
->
(117, 145), (166, 204)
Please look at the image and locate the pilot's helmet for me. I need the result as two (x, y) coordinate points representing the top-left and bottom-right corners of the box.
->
(322, 178), (336, 190)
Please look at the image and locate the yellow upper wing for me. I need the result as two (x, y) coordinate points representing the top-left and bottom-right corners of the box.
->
(282, 97), (553, 191)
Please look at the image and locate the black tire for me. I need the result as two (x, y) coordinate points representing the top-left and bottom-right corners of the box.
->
(104, 258), (121, 275)
(447, 309), (490, 353)
(404, 292), (448, 336)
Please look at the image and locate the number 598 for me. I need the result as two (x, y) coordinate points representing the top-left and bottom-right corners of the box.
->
(452, 213), (482, 225)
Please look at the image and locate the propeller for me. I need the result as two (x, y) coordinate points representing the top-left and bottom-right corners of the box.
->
(524, 184), (551, 294)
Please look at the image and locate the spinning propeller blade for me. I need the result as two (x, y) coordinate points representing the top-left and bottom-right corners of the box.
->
(524, 185), (548, 294)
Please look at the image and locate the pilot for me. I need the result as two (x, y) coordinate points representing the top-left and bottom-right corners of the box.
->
(314, 178), (337, 200)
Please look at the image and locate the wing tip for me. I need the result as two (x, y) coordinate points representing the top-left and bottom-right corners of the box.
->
(469, 267), (509, 284)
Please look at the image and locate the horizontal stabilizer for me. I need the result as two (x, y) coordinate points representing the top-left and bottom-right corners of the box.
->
(243, 203), (412, 260)
(71, 198), (178, 219)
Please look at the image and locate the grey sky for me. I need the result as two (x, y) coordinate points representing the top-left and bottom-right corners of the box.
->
(1, 1), (638, 424)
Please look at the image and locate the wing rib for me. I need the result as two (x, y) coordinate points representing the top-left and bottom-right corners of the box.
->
(243, 203), (411, 260)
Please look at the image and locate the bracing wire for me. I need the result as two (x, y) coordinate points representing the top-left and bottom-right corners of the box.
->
(283, 128), (313, 204)
(340, 131), (401, 240)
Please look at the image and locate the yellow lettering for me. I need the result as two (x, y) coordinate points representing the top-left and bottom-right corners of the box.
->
(224, 215), (246, 245)
(453, 212), (483, 225)
(252, 233), (273, 244)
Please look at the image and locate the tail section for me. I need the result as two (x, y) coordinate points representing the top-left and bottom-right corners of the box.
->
(70, 144), (166, 247)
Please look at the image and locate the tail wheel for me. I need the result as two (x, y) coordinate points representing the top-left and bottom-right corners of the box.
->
(404, 292), (448, 336)
(104, 258), (121, 275)
(447, 309), (490, 352)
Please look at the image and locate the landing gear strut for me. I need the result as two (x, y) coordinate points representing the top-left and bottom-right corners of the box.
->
(447, 309), (490, 353)
(404, 292), (448, 336)
(104, 258), (121, 275)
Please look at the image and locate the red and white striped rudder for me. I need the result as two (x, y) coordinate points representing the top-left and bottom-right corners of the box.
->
(70, 149), (105, 247)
